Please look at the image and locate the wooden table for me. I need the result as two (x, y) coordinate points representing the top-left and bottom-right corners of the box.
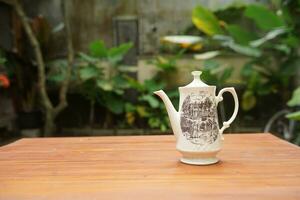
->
(0, 133), (300, 200)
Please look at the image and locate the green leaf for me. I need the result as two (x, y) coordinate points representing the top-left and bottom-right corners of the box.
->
(47, 74), (65, 83)
(242, 90), (256, 111)
(78, 52), (99, 63)
(214, 35), (261, 57)
(108, 42), (133, 64)
(219, 67), (233, 84)
(148, 117), (160, 128)
(160, 123), (167, 132)
(126, 76), (144, 91)
(89, 40), (107, 57)
(154, 56), (177, 71)
(112, 75), (129, 89)
(286, 111), (300, 121)
(274, 44), (291, 54)
(144, 79), (165, 93)
(203, 60), (220, 70)
(201, 70), (218, 85)
(125, 103), (136, 112)
(241, 62), (254, 77)
(244, 4), (284, 30)
(79, 66), (99, 81)
(280, 58), (300, 77)
(250, 27), (287, 47)
(0, 57), (6, 65)
(257, 84), (272, 95)
(248, 71), (260, 90)
(104, 94), (124, 114)
(282, 35), (300, 48)
(226, 24), (256, 45)
(192, 6), (223, 36)
(141, 94), (160, 108)
(287, 87), (300, 107)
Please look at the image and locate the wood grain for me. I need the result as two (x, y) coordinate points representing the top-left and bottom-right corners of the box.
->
(0, 133), (299, 200)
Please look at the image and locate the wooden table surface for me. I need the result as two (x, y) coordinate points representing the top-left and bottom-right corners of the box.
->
(0, 133), (300, 200)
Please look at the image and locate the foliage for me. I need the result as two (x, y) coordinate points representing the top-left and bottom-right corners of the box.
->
(0, 53), (6, 65)
(201, 60), (233, 87)
(125, 55), (181, 131)
(192, 6), (223, 36)
(77, 40), (133, 122)
(47, 59), (74, 85)
(125, 78), (169, 131)
(286, 87), (300, 121)
(150, 50), (184, 72)
(191, 2), (300, 111)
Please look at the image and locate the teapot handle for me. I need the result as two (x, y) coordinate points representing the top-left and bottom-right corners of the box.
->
(216, 87), (239, 140)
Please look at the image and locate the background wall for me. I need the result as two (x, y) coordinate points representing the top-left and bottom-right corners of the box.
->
(21, 0), (262, 56)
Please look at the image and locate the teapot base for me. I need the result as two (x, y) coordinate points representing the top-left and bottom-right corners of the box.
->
(180, 157), (219, 165)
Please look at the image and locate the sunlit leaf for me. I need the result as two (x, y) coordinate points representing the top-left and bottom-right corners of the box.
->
(226, 42), (261, 57)
(96, 79), (113, 91)
(250, 27), (287, 47)
(194, 51), (220, 60)
(108, 42), (133, 64)
(242, 90), (256, 111)
(274, 44), (291, 54)
(286, 111), (300, 121)
(126, 112), (135, 125)
(192, 6), (223, 36)
(141, 94), (160, 108)
(79, 67), (99, 81)
(287, 87), (300, 107)
(136, 106), (149, 117)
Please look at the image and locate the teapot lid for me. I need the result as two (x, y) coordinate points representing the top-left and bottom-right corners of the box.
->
(182, 71), (209, 88)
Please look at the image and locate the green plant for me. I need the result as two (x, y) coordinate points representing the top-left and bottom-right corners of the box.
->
(125, 77), (179, 131)
(0, 53), (6, 65)
(286, 87), (300, 121)
(123, 52), (183, 131)
(77, 40), (132, 126)
(191, 2), (300, 111)
(201, 60), (233, 87)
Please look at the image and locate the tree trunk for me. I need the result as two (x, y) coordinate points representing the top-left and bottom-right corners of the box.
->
(44, 112), (56, 137)
(103, 110), (113, 129)
(89, 100), (95, 128)
(3, 0), (74, 136)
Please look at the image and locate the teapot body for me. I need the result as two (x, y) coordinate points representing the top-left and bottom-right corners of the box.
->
(175, 86), (222, 165)
(154, 71), (239, 165)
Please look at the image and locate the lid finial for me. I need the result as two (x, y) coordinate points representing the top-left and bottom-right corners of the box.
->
(192, 71), (202, 80)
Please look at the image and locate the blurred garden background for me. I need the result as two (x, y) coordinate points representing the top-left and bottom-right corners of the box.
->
(0, 0), (299, 145)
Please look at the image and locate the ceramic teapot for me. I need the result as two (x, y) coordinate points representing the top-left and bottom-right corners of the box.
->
(154, 71), (238, 165)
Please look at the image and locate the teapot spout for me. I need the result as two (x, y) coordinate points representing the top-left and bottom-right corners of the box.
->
(154, 90), (180, 139)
